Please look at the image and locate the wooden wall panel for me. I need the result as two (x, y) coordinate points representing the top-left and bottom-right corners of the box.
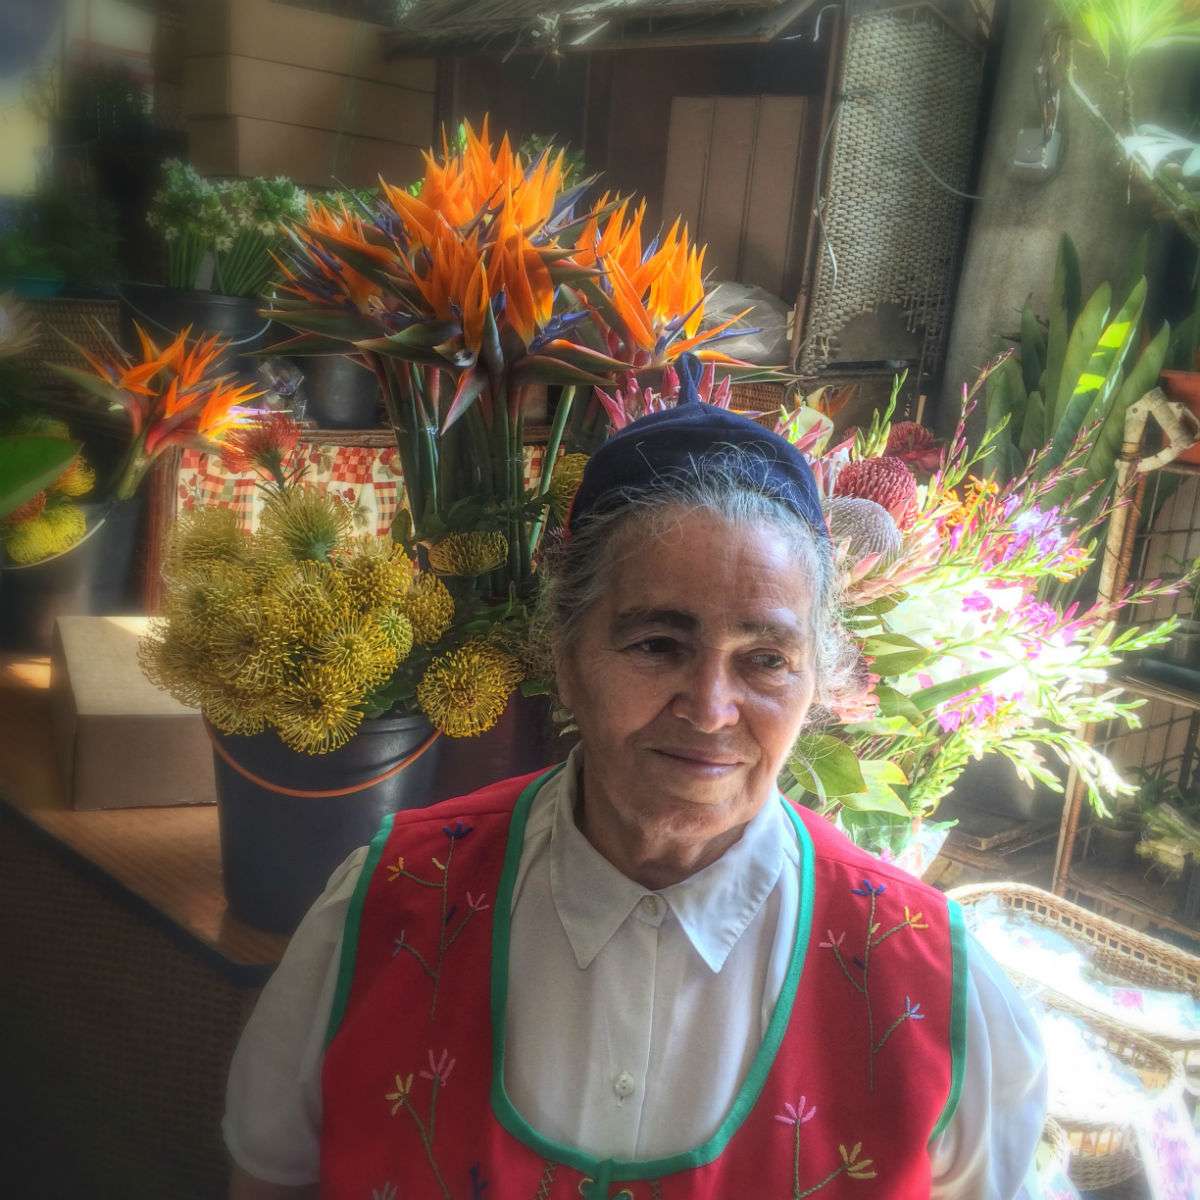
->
(660, 97), (714, 239)
(660, 94), (809, 297)
(743, 96), (808, 297)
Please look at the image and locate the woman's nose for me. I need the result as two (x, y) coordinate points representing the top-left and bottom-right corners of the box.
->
(671, 655), (740, 732)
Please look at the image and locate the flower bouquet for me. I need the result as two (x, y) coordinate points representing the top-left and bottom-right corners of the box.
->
(140, 414), (526, 751)
(779, 361), (1180, 855)
(263, 119), (770, 602)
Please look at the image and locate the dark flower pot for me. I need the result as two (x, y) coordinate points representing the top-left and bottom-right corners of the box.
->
(0, 497), (143, 652)
(302, 355), (380, 428)
(117, 283), (276, 387)
(211, 714), (442, 935)
(942, 755), (1065, 824)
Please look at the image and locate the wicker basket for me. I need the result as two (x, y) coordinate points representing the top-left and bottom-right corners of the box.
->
(729, 380), (788, 415)
(1019, 981), (1182, 1190)
(10, 294), (122, 388)
(1038, 1116), (1072, 1180)
(950, 882), (1200, 1054)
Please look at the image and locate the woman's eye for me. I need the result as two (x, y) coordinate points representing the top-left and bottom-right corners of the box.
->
(629, 637), (681, 657)
(749, 651), (788, 672)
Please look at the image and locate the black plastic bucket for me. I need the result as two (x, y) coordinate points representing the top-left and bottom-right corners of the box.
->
(303, 355), (380, 429)
(0, 497), (143, 652)
(212, 714), (442, 934)
(117, 283), (274, 386)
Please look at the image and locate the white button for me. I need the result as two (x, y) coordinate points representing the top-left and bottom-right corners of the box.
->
(639, 895), (664, 919)
(613, 1071), (636, 1099)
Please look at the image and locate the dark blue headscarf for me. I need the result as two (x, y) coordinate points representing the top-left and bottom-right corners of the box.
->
(567, 355), (827, 538)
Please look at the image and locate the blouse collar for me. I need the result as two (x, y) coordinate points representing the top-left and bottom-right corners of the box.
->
(546, 748), (796, 974)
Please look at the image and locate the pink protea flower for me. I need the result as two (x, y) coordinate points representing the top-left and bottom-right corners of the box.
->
(833, 456), (919, 530)
(886, 421), (941, 472)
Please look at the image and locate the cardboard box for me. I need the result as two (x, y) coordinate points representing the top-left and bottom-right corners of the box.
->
(183, 55), (435, 146)
(185, 0), (435, 89)
(50, 616), (216, 810)
(189, 114), (426, 188)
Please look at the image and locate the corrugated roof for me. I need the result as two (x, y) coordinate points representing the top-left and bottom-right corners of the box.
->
(385, 0), (811, 54)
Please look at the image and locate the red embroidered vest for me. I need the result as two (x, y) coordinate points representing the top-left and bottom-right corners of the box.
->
(321, 768), (966, 1199)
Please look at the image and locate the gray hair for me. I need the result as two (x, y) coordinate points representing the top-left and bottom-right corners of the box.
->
(532, 449), (859, 715)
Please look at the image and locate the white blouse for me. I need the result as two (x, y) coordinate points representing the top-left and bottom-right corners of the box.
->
(224, 751), (1046, 1196)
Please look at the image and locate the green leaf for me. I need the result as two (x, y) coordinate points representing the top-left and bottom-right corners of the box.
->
(838, 759), (912, 817)
(254, 331), (360, 357)
(1049, 281), (1111, 435)
(907, 666), (1007, 714)
(1042, 234), (1082, 405)
(1018, 388), (1045, 456)
(1045, 279), (1145, 485)
(0, 436), (79, 520)
(875, 684), (924, 726)
(983, 358), (1018, 481)
(1019, 302), (1045, 396)
(440, 366), (487, 433)
(1083, 321), (1170, 488)
(354, 321), (465, 365)
(790, 733), (865, 798)
(261, 306), (383, 343)
(45, 363), (131, 410)
(510, 355), (616, 388)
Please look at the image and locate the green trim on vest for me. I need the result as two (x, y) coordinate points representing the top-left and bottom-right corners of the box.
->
(929, 899), (969, 1144)
(489, 772), (817, 1183)
(325, 811), (397, 1048)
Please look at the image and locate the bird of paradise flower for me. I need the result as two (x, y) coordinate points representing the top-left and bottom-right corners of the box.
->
(51, 322), (261, 500)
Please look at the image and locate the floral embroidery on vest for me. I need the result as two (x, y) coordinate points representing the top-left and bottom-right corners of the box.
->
(774, 1094), (877, 1197)
(384, 1046), (458, 1197)
(386, 821), (488, 1019)
(820, 877), (929, 1091)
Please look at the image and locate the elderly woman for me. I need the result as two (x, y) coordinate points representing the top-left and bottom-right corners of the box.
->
(225, 364), (1045, 1199)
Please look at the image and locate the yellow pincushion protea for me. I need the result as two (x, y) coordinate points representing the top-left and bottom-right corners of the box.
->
(4, 514), (58, 564)
(139, 620), (218, 710)
(3, 503), (87, 564)
(402, 573), (455, 645)
(53, 457), (96, 498)
(271, 662), (364, 754)
(262, 560), (355, 645)
(416, 639), (524, 737)
(426, 530), (508, 577)
(43, 503), (87, 548)
(201, 685), (271, 737)
(208, 607), (290, 694)
(259, 485), (354, 563)
(377, 609), (415, 660)
(316, 614), (399, 692)
(167, 507), (248, 573)
(336, 536), (413, 612)
(165, 562), (256, 645)
(549, 452), (588, 519)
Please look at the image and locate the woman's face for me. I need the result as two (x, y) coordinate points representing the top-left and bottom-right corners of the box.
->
(556, 509), (817, 853)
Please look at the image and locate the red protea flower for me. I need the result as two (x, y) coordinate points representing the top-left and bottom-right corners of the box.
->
(834, 456), (919, 529)
(885, 421), (940, 472)
(4, 489), (47, 526)
(220, 412), (303, 489)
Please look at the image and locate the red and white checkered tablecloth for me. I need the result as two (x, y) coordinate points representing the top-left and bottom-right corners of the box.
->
(177, 442), (548, 537)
